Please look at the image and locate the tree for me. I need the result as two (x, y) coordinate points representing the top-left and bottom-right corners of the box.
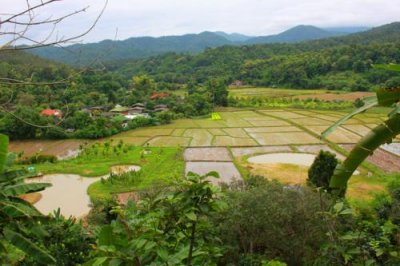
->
(307, 150), (339, 194)
(207, 79), (229, 107)
(0, 0), (107, 129)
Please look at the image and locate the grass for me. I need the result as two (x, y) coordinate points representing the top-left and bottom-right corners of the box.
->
(31, 145), (185, 201)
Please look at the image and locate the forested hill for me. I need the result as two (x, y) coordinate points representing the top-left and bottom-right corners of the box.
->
(107, 22), (400, 91)
(27, 24), (366, 65)
(244, 25), (345, 44)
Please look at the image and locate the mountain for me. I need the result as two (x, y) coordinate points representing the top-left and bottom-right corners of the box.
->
(27, 23), (397, 65)
(29, 31), (232, 65)
(244, 25), (346, 44)
(323, 26), (370, 34)
(214, 31), (252, 42)
(105, 22), (400, 92)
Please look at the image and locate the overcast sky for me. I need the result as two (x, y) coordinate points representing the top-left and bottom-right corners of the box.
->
(2, 0), (400, 44)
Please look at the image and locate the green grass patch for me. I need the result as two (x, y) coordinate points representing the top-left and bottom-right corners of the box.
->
(31, 145), (185, 201)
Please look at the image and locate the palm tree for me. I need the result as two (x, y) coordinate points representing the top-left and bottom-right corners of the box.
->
(322, 64), (400, 191)
(0, 133), (55, 263)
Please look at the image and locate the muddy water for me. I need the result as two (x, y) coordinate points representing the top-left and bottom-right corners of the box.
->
(26, 174), (102, 217)
(27, 165), (141, 217)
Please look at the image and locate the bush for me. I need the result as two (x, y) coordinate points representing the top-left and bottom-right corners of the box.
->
(354, 98), (365, 108)
(20, 154), (57, 164)
(155, 111), (175, 124)
(217, 178), (332, 265)
(307, 150), (338, 193)
(22, 210), (94, 265)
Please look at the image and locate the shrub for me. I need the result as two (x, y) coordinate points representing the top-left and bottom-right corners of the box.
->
(307, 150), (338, 193)
(217, 178), (332, 265)
(20, 154), (57, 164)
(22, 210), (94, 265)
(155, 111), (175, 124)
(354, 98), (365, 108)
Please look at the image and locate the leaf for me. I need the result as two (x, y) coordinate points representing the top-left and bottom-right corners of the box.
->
(0, 134), (8, 174)
(157, 248), (169, 261)
(333, 202), (344, 213)
(3, 183), (51, 197)
(373, 64), (400, 72)
(84, 257), (109, 266)
(185, 212), (197, 221)
(3, 228), (56, 264)
(322, 97), (378, 138)
(1, 198), (42, 218)
(339, 208), (354, 215)
(98, 225), (114, 246)
(108, 259), (122, 266)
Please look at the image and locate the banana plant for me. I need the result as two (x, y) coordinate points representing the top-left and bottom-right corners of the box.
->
(0, 133), (55, 264)
(322, 64), (400, 191)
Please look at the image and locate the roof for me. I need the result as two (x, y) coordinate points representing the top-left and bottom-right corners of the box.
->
(132, 103), (145, 107)
(110, 106), (130, 112)
(40, 109), (62, 118)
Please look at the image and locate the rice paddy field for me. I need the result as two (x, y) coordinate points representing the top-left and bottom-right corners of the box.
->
(11, 107), (400, 203)
(228, 87), (374, 101)
(11, 108), (397, 153)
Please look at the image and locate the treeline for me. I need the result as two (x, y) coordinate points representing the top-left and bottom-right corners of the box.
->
(0, 54), (228, 140)
(110, 42), (400, 91)
(106, 23), (400, 91)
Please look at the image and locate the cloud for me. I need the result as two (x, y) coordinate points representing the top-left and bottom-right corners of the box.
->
(1, 0), (399, 44)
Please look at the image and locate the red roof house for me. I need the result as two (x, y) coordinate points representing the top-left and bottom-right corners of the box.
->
(40, 109), (62, 118)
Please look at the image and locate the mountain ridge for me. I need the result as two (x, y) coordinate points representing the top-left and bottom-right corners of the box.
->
(27, 23), (392, 65)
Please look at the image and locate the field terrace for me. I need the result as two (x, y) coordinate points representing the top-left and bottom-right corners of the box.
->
(10, 108), (400, 202)
(11, 108), (400, 176)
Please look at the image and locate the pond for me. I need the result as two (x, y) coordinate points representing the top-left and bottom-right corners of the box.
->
(27, 174), (102, 218)
(26, 165), (141, 217)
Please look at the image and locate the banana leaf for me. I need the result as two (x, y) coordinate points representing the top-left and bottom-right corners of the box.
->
(3, 228), (56, 264)
(1, 197), (43, 218)
(3, 182), (51, 197)
(330, 114), (400, 188)
(0, 134), (8, 174)
(322, 96), (378, 138)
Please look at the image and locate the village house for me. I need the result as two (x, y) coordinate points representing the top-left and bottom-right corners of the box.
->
(153, 104), (169, 113)
(110, 104), (130, 115)
(81, 106), (107, 117)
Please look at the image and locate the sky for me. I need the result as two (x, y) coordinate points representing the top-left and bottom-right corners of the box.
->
(1, 0), (400, 44)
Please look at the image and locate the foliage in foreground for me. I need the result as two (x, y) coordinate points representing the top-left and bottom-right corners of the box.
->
(87, 171), (226, 265)
(0, 134), (55, 264)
